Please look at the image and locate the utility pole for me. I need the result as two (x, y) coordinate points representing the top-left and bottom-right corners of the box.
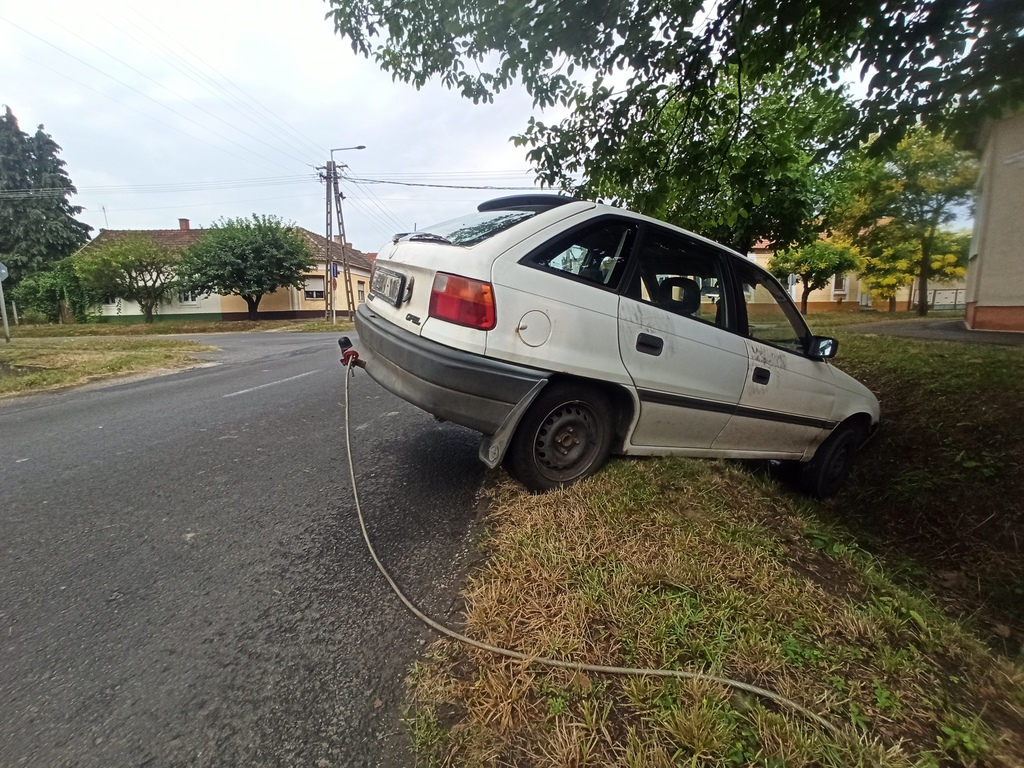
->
(318, 146), (365, 324)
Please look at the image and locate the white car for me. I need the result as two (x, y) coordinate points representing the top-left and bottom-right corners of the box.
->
(355, 195), (880, 497)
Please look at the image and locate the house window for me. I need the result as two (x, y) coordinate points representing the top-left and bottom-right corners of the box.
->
(178, 290), (199, 304)
(103, 295), (117, 305)
(357, 281), (366, 303)
(833, 274), (847, 294)
(304, 276), (325, 300)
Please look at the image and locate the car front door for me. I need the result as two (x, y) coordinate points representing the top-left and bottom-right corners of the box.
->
(710, 258), (838, 456)
(617, 226), (749, 450)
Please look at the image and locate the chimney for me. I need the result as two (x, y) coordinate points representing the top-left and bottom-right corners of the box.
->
(178, 218), (190, 231)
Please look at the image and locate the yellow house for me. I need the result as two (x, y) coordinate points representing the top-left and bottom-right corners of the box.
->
(748, 242), (968, 314)
(86, 219), (373, 322)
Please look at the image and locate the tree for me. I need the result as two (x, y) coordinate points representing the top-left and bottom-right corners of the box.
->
(0, 106), (91, 283)
(841, 127), (977, 316)
(326, 0), (1023, 152)
(74, 234), (179, 323)
(857, 221), (970, 312)
(11, 257), (104, 323)
(515, 66), (855, 255)
(178, 215), (315, 320)
(768, 238), (860, 315)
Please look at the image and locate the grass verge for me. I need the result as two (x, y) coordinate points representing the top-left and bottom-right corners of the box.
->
(8, 318), (354, 337)
(0, 337), (214, 396)
(405, 313), (1024, 766)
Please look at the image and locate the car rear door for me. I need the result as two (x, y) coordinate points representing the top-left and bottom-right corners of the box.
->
(616, 225), (749, 449)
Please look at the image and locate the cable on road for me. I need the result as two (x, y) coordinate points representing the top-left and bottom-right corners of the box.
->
(340, 355), (845, 740)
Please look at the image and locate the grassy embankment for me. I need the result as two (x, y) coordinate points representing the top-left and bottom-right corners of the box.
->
(0, 318), (352, 396)
(405, 312), (1024, 766)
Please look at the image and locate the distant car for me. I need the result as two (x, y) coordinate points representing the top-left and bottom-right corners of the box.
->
(355, 195), (880, 497)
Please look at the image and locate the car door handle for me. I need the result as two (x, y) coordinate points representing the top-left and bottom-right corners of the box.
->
(636, 333), (664, 356)
(752, 366), (771, 385)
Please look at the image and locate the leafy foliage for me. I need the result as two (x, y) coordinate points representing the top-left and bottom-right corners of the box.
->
(74, 234), (179, 323)
(837, 127), (977, 316)
(326, 0), (1023, 145)
(0, 106), (91, 284)
(769, 238), (860, 314)
(858, 223), (970, 312)
(178, 215), (314, 320)
(516, 68), (855, 255)
(10, 257), (104, 323)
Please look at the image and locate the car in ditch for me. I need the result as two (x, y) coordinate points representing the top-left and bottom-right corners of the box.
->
(354, 194), (880, 497)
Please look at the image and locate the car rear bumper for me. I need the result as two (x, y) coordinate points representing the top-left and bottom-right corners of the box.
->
(355, 304), (551, 437)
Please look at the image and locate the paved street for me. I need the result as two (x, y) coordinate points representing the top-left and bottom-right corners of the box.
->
(0, 331), (485, 767)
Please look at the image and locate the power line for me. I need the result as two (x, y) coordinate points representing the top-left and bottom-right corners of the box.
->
(118, 9), (329, 163)
(48, 18), (318, 169)
(1, 17), (304, 176)
(342, 174), (540, 191)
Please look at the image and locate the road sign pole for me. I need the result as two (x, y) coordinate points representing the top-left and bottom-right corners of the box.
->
(0, 281), (10, 343)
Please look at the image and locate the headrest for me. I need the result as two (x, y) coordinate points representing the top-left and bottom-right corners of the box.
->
(658, 276), (701, 315)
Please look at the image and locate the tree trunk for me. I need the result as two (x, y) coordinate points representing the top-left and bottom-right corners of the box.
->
(916, 267), (929, 317)
(800, 284), (810, 315)
(244, 295), (261, 321)
(142, 304), (155, 323)
(888, 296), (896, 313)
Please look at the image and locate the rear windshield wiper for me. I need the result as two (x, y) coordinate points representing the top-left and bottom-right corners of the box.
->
(393, 231), (453, 245)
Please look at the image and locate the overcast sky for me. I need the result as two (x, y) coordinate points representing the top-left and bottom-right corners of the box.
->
(2, 0), (561, 253)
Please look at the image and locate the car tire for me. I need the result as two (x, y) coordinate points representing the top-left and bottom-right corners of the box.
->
(503, 383), (614, 492)
(799, 423), (865, 499)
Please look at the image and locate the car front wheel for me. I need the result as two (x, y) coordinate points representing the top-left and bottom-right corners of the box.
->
(799, 422), (865, 499)
(503, 383), (614, 492)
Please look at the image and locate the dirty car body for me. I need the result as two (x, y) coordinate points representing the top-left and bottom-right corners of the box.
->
(355, 195), (880, 496)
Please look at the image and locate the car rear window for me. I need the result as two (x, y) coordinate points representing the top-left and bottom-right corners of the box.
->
(421, 210), (536, 246)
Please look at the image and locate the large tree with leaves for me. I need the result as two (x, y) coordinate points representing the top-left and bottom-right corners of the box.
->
(517, 67), (855, 254)
(838, 127), (977, 316)
(74, 234), (179, 323)
(327, 0), (1023, 151)
(177, 215), (314, 320)
(0, 106), (92, 283)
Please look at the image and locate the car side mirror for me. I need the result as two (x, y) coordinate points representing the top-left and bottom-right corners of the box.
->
(807, 336), (838, 359)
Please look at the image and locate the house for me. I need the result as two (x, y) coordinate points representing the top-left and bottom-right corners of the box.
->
(85, 219), (373, 322)
(965, 110), (1024, 332)
(748, 242), (968, 314)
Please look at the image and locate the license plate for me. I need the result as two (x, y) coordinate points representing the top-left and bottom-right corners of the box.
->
(370, 267), (406, 308)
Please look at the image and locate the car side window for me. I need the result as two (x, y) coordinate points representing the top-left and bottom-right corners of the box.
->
(523, 219), (637, 290)
(624, 226), (730, 328)
(732, 258), (810, 354)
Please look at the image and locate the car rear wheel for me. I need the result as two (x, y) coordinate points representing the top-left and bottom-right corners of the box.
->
(799, 422), (865, 499)
(503, 383), (614, 492)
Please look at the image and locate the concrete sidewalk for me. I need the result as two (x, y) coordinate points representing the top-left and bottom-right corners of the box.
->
(846, 318), (1024, 346)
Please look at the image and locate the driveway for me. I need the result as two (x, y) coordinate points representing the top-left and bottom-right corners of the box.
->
(845, 317), (1024, 346)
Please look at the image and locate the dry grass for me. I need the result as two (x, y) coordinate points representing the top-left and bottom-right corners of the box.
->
(407, 460), (1024, 767)
(0, 337), (213, 396)
(9, 318), (353, 337)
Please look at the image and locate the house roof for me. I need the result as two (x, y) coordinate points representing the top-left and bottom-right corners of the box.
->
(80, 224), (373, 272)
(85, 228), (205, 251)
(297, 229), (374, 272)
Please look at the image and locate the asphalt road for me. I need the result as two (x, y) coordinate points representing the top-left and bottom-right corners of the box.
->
(0, 331), (486, 767)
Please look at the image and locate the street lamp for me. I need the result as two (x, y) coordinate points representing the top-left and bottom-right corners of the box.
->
(324, 145), (365, 323)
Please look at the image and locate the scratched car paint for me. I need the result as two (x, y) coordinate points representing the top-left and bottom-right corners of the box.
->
(354, 195), (880, 497)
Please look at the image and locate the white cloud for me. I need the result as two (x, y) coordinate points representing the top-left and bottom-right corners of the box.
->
(2, 0), (561, 251)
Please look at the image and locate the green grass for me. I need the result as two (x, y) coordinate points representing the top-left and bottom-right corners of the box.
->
(0, 337), (214, 396)
(405, 311), (1024, 766)
(8, 317), (354, 337)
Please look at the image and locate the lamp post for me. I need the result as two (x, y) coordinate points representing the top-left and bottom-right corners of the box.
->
(324, 145), (365, 323)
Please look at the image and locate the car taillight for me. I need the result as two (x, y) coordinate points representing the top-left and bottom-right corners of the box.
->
(428, 273), (496, 330)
